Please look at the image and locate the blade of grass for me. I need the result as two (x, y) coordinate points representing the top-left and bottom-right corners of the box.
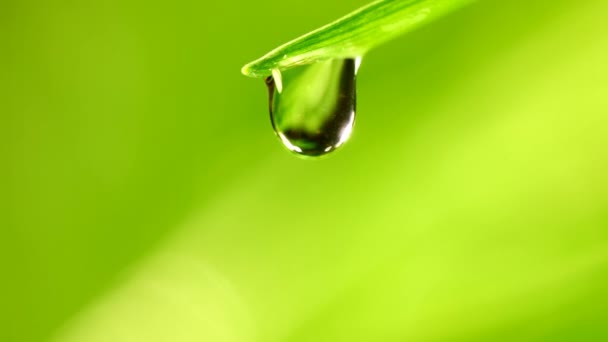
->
(242, 0), (476, 78)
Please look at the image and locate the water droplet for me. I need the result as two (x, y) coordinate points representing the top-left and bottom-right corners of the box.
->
(265, 58), (359, 157)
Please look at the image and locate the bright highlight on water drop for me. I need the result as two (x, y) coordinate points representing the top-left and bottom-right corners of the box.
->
(265, 58), (360, 157)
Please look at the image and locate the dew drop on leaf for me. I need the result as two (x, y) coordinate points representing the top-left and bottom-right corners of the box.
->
(265, 58), (360, 157)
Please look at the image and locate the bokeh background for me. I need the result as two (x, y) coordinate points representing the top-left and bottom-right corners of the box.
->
(2, 0), (608, 341)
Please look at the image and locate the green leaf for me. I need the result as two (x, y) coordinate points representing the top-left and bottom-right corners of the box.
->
(241, 0), (476, 78)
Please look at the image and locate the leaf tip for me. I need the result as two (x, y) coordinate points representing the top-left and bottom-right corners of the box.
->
(240, 64), (251, 77)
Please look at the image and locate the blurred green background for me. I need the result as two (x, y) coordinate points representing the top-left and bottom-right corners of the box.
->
(2, 0), (608, 341)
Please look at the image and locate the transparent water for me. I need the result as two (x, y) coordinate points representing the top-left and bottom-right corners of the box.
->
(265, 58), (360, 157)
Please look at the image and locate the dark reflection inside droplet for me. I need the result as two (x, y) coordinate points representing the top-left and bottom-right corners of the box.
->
(265, 58), (359, 157)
